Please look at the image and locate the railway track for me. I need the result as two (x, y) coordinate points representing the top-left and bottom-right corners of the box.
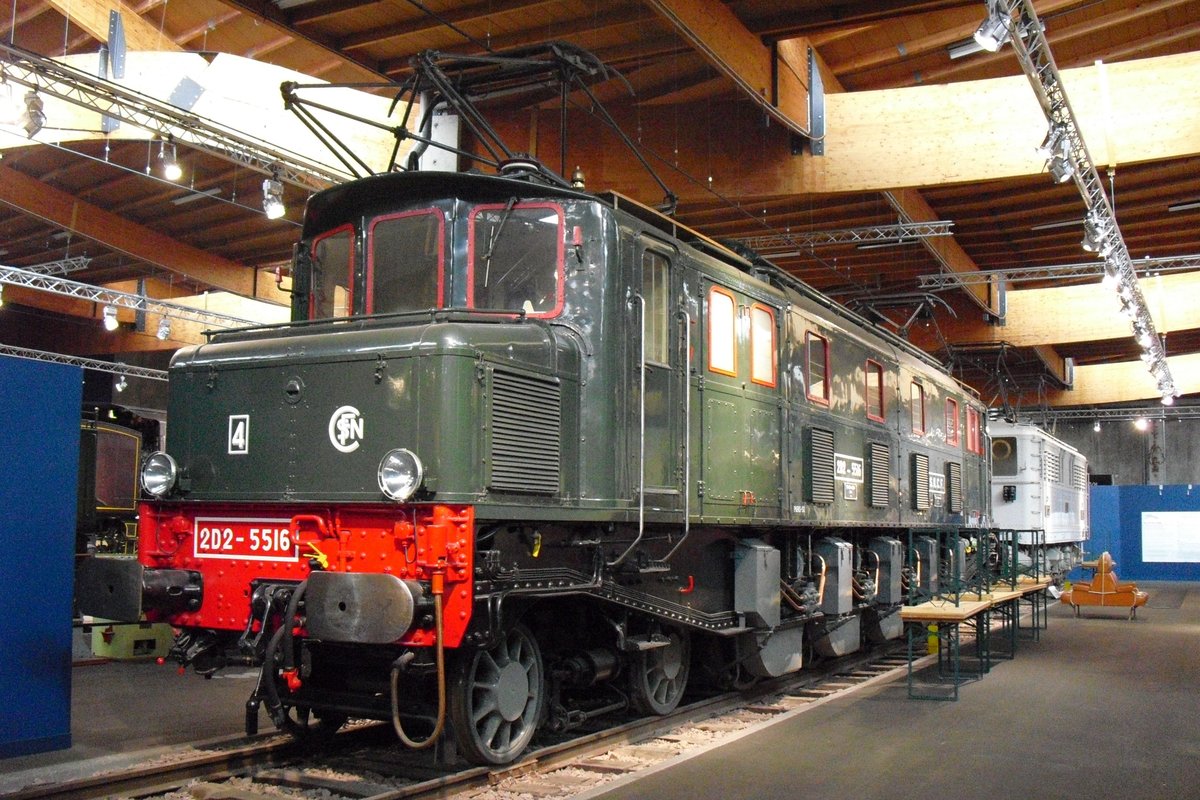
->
(1, 644), (930, 800)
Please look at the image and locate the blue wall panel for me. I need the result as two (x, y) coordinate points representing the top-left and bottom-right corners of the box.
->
(1084, 484), (1200, 582)
(0, 356), (81, 758)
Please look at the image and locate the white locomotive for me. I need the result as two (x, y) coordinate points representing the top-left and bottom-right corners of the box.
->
(989, 420), (1090, 579)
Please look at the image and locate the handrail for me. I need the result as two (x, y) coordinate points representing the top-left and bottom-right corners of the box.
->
(608, 292), (646, 568)
(662, 306), (692, 563)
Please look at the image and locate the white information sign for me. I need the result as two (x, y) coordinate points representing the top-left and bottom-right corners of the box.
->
(1141, 511), (1200, 563)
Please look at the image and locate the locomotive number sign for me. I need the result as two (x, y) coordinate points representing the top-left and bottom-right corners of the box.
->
(193, 517), (298, 562)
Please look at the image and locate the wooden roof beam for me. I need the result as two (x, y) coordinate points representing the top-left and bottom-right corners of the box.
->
(1018, 351), (1200, 406)
(46, 0), (182, 51)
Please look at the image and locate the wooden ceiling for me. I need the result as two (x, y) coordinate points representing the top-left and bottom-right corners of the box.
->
(1, 0), (1199, 412)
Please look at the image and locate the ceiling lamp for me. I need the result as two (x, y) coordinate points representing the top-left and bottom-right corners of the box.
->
(1081, 213), (1112, 255)
(114, 374), (128, 393)
(262, 174), (285, 220)
(20, 90), (44, 139)
(1046, 136), (1073, 183)
(160, 141), (182, 182)
(156, 316), (171, 340)
(1134, 417), (1149, 432)
(973, 1), (1012, 52)
(102, 304), (119, 331)
(1092, 420), (1101, 432)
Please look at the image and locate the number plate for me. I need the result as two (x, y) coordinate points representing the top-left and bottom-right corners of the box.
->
(193, 517), (298, 562)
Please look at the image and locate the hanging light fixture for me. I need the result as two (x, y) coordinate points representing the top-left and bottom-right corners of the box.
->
(102, 304), (119, 331)
(160, 140), (182, 181)
(973, 0), (1012, 52)
(1134, 417), (1149, 432)
(1046, 136), (1074, 184)
(20, 90), (45, 139)
(156, 316), (172, 340)
(114, 374), (128, 393)
(1093, 420), (1101, 433)
(262, 172), (285, 220)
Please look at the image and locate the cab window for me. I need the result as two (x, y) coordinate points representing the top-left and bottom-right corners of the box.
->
(911, 381), (926, 434)
(967, 407), (982, 454)
(469, 202), (564, 316)
(708, 287), (736, 376)
(750, 305), (776, 387)
(946, 398), (961, 445)
(643, 251), (670, 365)
(866, 360), (885, 422)
(368, 209), (444, 314)
(310, 225), (354, 319)
(806, 332), (829, 404)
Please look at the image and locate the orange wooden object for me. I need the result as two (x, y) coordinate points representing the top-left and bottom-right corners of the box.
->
(1060, 552), (1149, 620)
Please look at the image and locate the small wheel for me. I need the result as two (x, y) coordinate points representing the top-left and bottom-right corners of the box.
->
(629, 625), (691, 715)
(280, 705), (347, 744)
(449, 623), (545, 765)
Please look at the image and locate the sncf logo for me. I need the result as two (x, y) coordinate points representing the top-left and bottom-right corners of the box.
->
(328, 405), (364, 453)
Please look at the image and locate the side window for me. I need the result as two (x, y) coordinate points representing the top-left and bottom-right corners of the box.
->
(643, 251), (670, 365)
(310, 225), (354, 319)
(946, 398), (961, 446)
(911, 381), (926, 434)
(866, 360), (885, 422)
(469, 202), (564, 316)
(750, 305), (777, 387)
(707, 287), (736, 376)
(368, 209), (444, 314)
(805, 332), (829, 404)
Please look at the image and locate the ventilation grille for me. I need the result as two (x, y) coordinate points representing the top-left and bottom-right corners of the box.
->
(867, 442), (890, 507)
(1043, 450), (1060, 483)
(807, 427), (835, 504)
(488, 370), (561, 494)
(912, 453), (931, 510)
(946, 461), (963, 513)
(1072, 461), (1087, 490)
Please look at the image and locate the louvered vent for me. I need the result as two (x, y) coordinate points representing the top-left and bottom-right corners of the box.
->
(867, 442), (890, 507)
(806, 427), (835, 504)
(488, 369), (561, 494)
(1073, 461), (1087, 490)
(1043, 450), (1061, 484)
(912, 453), (931, 510)
(946, 461), (963, 513)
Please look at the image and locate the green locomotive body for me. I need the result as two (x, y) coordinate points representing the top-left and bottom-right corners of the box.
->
(79, 169), (989, 764)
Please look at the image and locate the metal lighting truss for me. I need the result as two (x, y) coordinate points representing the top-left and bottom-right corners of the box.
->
(991, 0), (1175, 400)
(0, 265), (258, 329)
(22, 256), (91, 276)
(0, 343), (167, 381)
(1008, 405), (1200, 424)
(0, 41), (348, 190)
(740, 220), (953, 254)
(918, 254), (1200, 289)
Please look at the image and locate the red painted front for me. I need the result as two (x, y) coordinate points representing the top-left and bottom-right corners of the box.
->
(137, 502), (475, 647)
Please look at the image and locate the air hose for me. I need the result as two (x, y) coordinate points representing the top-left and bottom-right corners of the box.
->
(390, 574), (446, 749)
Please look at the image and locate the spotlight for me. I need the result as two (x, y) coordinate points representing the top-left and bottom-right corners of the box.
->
(1093, 420), (1101, 433)
(102, 304), (119, 331)
(973, 3), (1011, 52)
(1101, 262), (1120, 290)
(262, 175), (285, 220)
(114, 374), (128, 393)
(1036, 125), (1065, 160)
(0, 284), (4, 307)
(1162, 394), (1176, 407)
(20, 90), (45, 139)
(156, 316), (171, 340)
(1134, 417), (1149, 432)
(1047, 138), (1074, 183)
(160, 141), (182, 181)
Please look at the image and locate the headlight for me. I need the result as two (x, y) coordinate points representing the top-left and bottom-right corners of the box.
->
(141, 451), (179, 497)
(378, 448), (424, 502)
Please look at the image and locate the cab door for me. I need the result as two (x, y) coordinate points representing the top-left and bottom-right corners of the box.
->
(638, 244), (686, 508)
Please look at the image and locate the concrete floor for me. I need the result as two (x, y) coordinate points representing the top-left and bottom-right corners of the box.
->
(2, 583), (1196, 799)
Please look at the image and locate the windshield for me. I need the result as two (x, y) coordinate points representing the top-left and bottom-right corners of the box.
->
(368, 209), (444, 314)
(310, 225), (353, 319)
(469, 202), (564, 316)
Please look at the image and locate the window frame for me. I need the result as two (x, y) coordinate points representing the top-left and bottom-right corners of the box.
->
(706, 286), (738, 377)
(465, 201), (566, 318)
(365, 208), (446, 315)
(642, 249), (672, 367)
(945, 397), (961, 446)
(805, 331), (831, 405)
(309, 222), (356, 320)
(910, 381), (926, 434)
(749, 303), (777, 388)
(967, 407), (982, 454)
(865, 359), (885, 423)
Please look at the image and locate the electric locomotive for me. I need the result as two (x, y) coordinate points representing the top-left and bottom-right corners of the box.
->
(78, 165), (990, 764)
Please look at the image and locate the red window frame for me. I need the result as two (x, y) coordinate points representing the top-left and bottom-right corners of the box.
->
(967, 407), (981, 454)
(749, 304), (777, 388)
(365, 208), (446, 315)
(805, 331), (830, 405)
(911, 381), (926, 434)
(946, 397), (961, 446)
(309, 223), (355, 319)
(707, 286), (738, 377)
(865, 359), (885, 422)
(465, 201), (565, 318)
